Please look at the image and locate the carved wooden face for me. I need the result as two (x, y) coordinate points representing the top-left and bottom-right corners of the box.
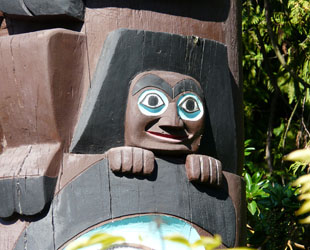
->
(125, 71), (205, 155)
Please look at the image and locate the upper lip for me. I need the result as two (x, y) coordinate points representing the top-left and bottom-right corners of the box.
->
(147, 131), (188, 140)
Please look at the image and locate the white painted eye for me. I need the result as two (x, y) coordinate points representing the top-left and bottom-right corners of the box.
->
(138, 89), (169, 116)
(140, 93), (165, 109)
(179, 97), (200, 113)
(177, 94), (204, 121)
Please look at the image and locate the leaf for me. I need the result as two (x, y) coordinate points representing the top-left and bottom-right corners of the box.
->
(283, 149), (310, 163)
(94, 235), (124, 249)
(300, 182), (310, 194)
(164, 235), (191, 247)
(66, 238), (89, 250)
(295, 200), (310, 216)
(299, 193), (310, 201)
(292, 174), (310, 187)
(299, 216), (310, 224)
(248, 201), (257, 215)
(273, 123), (285, 136)
(244, 173), (253, 187)
(66, 233), (125, 250)
(225, 248), (256, 250)
(192, 234), (222, 250)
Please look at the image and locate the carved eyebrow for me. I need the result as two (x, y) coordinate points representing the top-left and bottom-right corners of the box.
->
(173, 79), (204, 99)
(131, 74), (173, 97)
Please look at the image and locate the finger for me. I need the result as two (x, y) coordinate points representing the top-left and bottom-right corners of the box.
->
(107, 148), (121, 172)
(215, 159), (223, 186)
(208, 157), (217, 185)
(121, 147), (133, 173)
(200, 156), (210, 183)
(143, 150), (154, 175)
(132, 147), (143, 174)
(185, 154), (200, 181)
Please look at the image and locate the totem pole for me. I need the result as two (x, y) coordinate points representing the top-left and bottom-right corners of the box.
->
(0, 1), (245, 249)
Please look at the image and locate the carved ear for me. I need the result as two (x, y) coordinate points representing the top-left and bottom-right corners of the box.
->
(0, 29), (87, 218)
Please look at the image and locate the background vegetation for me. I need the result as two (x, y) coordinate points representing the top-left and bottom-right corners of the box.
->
(242, 0), (310, 249)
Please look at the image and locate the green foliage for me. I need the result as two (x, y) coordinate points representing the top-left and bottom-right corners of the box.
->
(242, 0), (310, 248)
(244, 171), (269, 215)
(246, 182), (304, 249)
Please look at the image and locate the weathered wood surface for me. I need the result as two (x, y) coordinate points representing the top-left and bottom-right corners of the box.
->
(0, 29), (89, 217)
(0, 1), (244, 249)
(14, 158), (241, 249)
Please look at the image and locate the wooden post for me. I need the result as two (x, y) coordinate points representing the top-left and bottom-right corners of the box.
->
(0, 1), (245, 249)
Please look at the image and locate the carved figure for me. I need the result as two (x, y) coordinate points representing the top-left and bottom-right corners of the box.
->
(108, 70), (222, 185)
(0, 1), (245, 248)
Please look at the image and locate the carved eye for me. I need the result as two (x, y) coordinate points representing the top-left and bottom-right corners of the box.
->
(138, 89), (168, 116)
(179, 97), (200, 113)
(177, 94), (204, 121)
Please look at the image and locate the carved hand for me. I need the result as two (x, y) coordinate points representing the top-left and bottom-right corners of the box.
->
(185, 154), (223, 186)
(107, 146), (155, 175)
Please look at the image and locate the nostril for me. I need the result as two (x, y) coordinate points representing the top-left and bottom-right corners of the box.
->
(145, 118), (160, 131)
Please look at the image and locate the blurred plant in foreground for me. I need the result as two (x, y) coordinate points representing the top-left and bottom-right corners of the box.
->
(164, 234), (254, 250)
(66, 232), (255, 250)
(284, 148), (310, 224)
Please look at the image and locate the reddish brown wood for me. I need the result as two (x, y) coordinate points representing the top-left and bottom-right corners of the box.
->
(223, 171), (247, 246)
(0, 29), (89, 179)
(82, 8), (225, 81)
(56, 153), (105, 192)
(0, 219), (26, 250)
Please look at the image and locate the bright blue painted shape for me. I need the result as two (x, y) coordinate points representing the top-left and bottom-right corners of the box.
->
(64, 215), (205, 250)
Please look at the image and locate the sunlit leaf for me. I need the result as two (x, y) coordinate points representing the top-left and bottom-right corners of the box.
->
(299, 193), (310, 201)
(66, 238), (88, 250)
(300, 182), (310, 194)
(164, 235), (191, 247)
(295, 200), (310, 216)
(192, 234), (222, 250)
(66, 233), (125, 250)
(299, 216), (310, 224)
(244, 173), (252, 187)
(283, 149), (310, 163)
(226, 248), (256, 250)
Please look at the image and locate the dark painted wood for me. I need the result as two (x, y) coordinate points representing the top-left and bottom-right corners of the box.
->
(5, 17), (83, 35)
(0, 0), (31, 16)
(0, 0), (84, 20)
(85, 0), (230, 22)
(0, 177), (57, 218)
(14, 158), (236, 250)
(70, 28), (238, 174)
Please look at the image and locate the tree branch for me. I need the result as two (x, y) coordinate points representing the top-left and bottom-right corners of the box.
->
(264, 0), (310, 89)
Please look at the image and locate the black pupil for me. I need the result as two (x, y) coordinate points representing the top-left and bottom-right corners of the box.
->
(185, 99), (195, 111)
(148, 96), (159, 106)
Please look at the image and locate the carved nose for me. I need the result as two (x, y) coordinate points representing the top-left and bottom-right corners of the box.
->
(158, 104), (184, 128)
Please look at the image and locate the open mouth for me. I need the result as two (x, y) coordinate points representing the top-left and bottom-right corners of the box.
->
(147, 131), (188, 141)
